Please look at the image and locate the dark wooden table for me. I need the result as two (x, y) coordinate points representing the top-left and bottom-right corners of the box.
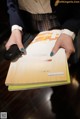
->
(0, 33), (80, 119)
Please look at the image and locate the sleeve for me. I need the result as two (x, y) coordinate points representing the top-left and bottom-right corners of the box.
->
(62, 19), (80, 35)
(61, 29), (75, 40)
(7, 0), (24, 28)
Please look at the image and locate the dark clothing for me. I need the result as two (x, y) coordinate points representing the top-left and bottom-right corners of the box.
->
(7, 0), (80, 34)
(19, 10), (60, 33)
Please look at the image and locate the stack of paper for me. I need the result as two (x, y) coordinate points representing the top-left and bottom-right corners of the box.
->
(5, 30), (70, 91)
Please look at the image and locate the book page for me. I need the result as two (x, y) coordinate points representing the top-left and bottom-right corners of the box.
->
(8, 63), (70, 91)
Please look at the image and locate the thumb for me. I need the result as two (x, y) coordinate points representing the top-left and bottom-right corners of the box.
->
(50, 42), (60, 56)
(17, 41), (27, 54)
(17, 42), (26, 54)
(66, 52), (71, 59)
(17, 41), (24, 50)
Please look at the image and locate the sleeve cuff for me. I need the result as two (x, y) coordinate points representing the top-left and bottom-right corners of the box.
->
(61, 29), (75, 40)
(11, 25), (23, 32)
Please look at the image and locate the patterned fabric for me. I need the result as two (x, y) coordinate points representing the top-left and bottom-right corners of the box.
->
(31, 13), (60, 31)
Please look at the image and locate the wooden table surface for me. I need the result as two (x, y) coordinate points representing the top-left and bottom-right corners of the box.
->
(0, 33), (80, 119)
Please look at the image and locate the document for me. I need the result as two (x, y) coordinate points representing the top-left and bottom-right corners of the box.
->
(5, 30), (70, 91)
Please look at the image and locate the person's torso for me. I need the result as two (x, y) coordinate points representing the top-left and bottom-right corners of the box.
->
(18, 0), (52, 14)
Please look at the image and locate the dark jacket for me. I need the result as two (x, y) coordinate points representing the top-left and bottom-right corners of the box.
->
(7, 0), (80, 34)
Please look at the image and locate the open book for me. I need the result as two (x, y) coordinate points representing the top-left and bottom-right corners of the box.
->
(5, 30), (70, 91)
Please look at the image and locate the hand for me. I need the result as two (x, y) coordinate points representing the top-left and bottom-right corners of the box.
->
(50, 33), (75, 59)
(5, 29), (24, 50)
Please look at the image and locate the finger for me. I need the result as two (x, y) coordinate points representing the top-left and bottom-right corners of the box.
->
(50, 41), (60, 56)
(17, 42), (26, 54)
(66, 46), (75, 59)
(17, 41), (24, 49)
(72, 47), (75, 53)
(66, 52), (71, 59)
(19, 48), (26, 54)
(5, 37), (16, 50)
(5, 41), (13, 50)
(17, 40), (27, 54)
(15, 31), (24, 49)
(66, 49), (74, 59)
